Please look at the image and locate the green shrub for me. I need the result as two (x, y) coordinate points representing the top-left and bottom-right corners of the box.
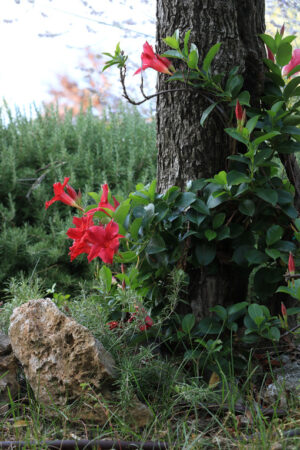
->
(0, 104), (156, 294)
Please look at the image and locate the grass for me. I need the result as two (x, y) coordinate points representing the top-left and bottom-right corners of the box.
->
(0, 276), (299, 449)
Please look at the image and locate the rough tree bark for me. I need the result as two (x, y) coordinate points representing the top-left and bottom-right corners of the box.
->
(156, 0), (266, 318)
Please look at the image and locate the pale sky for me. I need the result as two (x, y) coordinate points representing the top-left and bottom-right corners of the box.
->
(0, 0), (299, 116)
(0, 0), (156, 114)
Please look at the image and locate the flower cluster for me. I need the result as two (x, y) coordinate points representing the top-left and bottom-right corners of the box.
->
(46, 179), (123, 264)
(107, 305), (154, 332)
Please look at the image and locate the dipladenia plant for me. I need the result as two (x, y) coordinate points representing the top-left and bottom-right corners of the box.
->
(46, 28), (300, 354)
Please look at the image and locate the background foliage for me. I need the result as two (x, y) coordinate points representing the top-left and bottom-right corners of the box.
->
(0, 104), (156, 295)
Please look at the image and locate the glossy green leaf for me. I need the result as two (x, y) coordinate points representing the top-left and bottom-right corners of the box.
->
(202, 42), (221, 72)
(210, 305), (227, 321)
(175, 192), (196, 208)
(146, 235), (166, 255)
(238, 199), (255, 217)
(195, 243), (216, 265)
(188, 49), (199, 69)
(265, 248), (281, 260)
(284, 76), (300, 100)
(129, 218), (142, 240)
(248, 303), (265, 326)
(255, 188), (278, 206)
(276, 42), (292, 66)
(259, 34), (276, 54)
(227, 170), (250, 185)
(99, 265), (112, 293)
(212, 212), (226, 229)
(253, 131), (280, 147)
(205, 229), (217, 241)
(163, 36), (180, 50)
(266, 224), (284, 246)
(225, 128), (248, 145)
(184, 30), (191, 56)
(182, 314), (195, 334)
(200, 102), (218, 127)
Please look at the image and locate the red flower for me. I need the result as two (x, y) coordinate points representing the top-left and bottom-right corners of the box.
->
(86, 220), (124, 264)
(267, 47), (275, 62)
(45, 177), (83, 210)
(282, 49), (300, 77)
(235, 100), (243, 122)
(108, 321), (119, 330)
(288, 252), (295, 275)
(134, 41), (173, 76)
(139, 315), (154, 331)
(87, 184), (119, 217)
(67, 215), (94, 261)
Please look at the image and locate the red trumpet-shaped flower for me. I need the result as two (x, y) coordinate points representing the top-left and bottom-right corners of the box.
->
(134, 41), (174, 76)
(86, 220), (124, 264)
(67, 215), (95, 261)
(87, 184), (119, 217)
(45, 177), (83, 210)
(282, 49), (300, 77)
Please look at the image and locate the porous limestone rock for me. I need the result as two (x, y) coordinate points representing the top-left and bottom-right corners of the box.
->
(8, 299), (152, 426)
(264, 361), (300, 405)
(0, 330), (19, 412)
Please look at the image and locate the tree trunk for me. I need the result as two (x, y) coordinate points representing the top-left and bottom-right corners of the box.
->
(156, 0), (266, 318)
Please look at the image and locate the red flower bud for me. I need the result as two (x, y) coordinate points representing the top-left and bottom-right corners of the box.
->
(281, 302), (287, 318)
(235, 100), (243, 122)
(280, 24), (285, 36)
(267, 47), (275, 62)
(288, 252), (295, 275)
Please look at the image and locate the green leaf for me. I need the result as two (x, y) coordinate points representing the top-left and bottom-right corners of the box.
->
(200, 102), (218, 127)
(225, 128), (248, 145)
(238, 199), (255, 216)
(183, 30), (191, 56)
(202, 42), (222, 73)
(195, 243), (216, 265)
(88, 192), (101, 203)
(276, 141), (300, 154)
(212, 212), (226, 229)
(113, 203), (130, 226)
(266, 224), (284, 246)
(129, 218), (142, 240)
(276, 42), (292, 66)
(188, 49), (199, 69)
(196, 317), (223, 334)
(163, 36), (180, 50)
(192, 198), (210, 215)
(175, 192), (197, 208)
(216, 225), (230, 240)
(255, 188), (278, 206)
(182, 314), (195, 334)
(265, 248), (281, 260)
(253, 131), (281, 147)
(268, 327), (280, 341)
(99, 265), (112, 293)
(248, 304), (265, 327)
(210, 305), (227, 321)
(228, 302), (248, 317)
(284, 76), (300, 100)
(205, 229), (217, 241)
(263, 58), (282, 76)
(161, 50), (184, 59)
(226, 74), (243, 97)
(237, 90), (250, 106)
(146, 235), (166, 255)
(246, 249), (268, 265)
(207, 170), (228, 185)
(147, 179), (157, 202)
(246, 115), (260, 134)
(259, 34), (276, 53)
(116, 251), (137, 263)
(227, 170), (250, 185)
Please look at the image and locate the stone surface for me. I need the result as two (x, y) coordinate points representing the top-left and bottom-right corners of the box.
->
(264, 361), (300, 405)
(0, 331), (19, 412)
(8, 299), (152, 426)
